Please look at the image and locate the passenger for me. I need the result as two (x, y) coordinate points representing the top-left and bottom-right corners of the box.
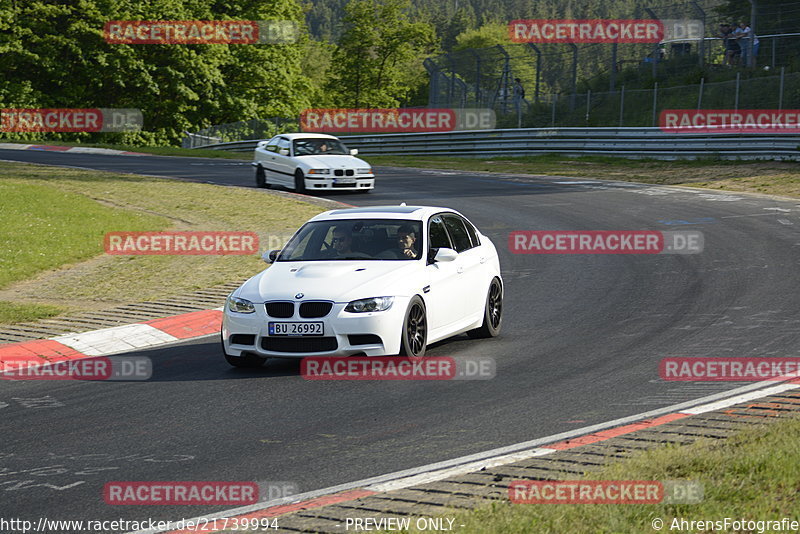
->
(395, 224), (419, 258)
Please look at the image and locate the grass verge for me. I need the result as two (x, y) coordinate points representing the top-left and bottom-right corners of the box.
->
(367, 154), (800, 198)
(0, 161), (324, 324)
(396, 415), (800, 533)
(0, 139), (248, 160)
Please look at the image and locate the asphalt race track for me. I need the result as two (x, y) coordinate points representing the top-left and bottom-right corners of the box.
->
(3, 149), (800, 530)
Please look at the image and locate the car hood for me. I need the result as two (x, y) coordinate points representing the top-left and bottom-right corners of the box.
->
(236, 260), (422, 303)
(296, 155), (368, 169)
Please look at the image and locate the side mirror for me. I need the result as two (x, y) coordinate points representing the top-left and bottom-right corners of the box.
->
(278, 148), (289, 156)
(257, 141), (267, 148)
(350, 148), (359, 156)
(433, 248), (458, 263)
(262, 249), (280, 264)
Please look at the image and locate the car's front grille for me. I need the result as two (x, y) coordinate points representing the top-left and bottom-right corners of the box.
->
(299, 301), (333, 318)
(230, 334), (256, 346)
(332, 182), (356, 188)
(348, 334), (382, 346)
(334, 169), (344, 176)
(261, 337), (338, 353)
(265, 302), (294, 318)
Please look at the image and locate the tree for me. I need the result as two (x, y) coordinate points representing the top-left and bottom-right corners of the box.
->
(0, 0), (312, 145)
(326, 0), (436, 108)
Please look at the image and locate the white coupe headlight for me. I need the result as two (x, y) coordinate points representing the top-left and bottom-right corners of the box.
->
(228, 295), (255, 314)
(357, 168), (372, 175)
(307, 169), (331, 175)
(345, 296), (394, 313)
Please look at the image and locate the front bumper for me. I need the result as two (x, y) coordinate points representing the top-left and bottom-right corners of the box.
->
(304, 176), (375, 191)
(222, 297), (408, 359)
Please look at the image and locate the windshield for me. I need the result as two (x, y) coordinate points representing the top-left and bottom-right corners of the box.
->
(293, 138), (349, 156)
(277, 219), (423, 261)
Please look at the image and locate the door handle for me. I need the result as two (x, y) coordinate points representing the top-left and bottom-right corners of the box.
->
(457, 266), (464, 274)
(479, 257), (486, 264)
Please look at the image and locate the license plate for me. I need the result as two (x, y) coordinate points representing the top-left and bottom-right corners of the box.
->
(334, 178), (356, 185)
(268, 322), (324, 336)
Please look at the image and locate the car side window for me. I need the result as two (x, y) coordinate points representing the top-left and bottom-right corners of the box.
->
(264, 137), (279, 153)
(463, 217), (481, 247)
(442, 215), (472, 253)
(276, 138), (291, 154)
(429, 216), (452, 251)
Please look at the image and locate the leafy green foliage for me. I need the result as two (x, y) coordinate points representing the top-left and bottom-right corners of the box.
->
(0, 0), (311, 145)
(325, 0), (436, 108)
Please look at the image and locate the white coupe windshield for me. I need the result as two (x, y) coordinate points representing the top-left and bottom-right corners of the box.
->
(293, 138), (349, 156)
(278, 219), (423, 261)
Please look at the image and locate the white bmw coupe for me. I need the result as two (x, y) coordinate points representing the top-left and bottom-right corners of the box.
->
(222, 205), (503, 366)
(253, 133), (375, 193)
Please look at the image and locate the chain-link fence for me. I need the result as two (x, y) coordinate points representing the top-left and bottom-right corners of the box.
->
(511, 70), (800, 128)
(182, 117), (298, 148)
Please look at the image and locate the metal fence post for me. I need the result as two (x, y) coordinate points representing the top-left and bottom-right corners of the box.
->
(610, 42), (618, 92)
(551, 94), (557, 127)
(586, 90), (591, 125)
(779, 66), (785, 110)
(697, 77), (705, 110)
(619, 85), (625, 127)
(735, 73), (740, 111)
(652, 82), (658, 127)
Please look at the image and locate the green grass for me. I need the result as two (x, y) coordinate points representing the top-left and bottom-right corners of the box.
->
(391, 416), (800, 533)
(0, 139), (249, 159)
(0, 302), (64, 324)
(0, 161), (324, 324)
(0, 180), (168, 288)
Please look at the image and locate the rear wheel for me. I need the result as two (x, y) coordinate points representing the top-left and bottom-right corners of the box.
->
(467, 278), (503, 339)
(399, 296), (427, 359)
(255, 165), (269, 188)
(294, 169), (306, 194)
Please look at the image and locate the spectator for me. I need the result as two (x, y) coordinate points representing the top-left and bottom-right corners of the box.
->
(718, 23), (738, 66)
(736, 21), (759, 67)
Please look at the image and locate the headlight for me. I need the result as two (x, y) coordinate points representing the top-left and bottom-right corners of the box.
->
(307, 169), (331, 175)
(357, 168), (372, 175)
(345, 296), (394, 313)
(228, 295), (255, 314)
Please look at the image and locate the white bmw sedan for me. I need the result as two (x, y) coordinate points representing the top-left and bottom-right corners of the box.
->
(222, 205), (503, 366)
(252, 133), (375, 193)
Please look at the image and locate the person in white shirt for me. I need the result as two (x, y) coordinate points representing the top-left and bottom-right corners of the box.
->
(736, 22), (759, 67)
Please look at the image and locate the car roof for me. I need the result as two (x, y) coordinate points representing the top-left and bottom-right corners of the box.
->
(275, 133), (340, 141)
(310, 206), (458, 222)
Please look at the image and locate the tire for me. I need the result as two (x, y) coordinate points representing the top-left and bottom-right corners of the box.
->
(255, 165), (269, 188)
(399, 296), (427, 359)
(294, 170), (306, 194)
(222, 338), (267, 368)
(224, 352), (268, 368)
(467, 277), (503, 339)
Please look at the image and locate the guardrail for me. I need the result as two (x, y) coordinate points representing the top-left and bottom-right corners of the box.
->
(196, 127), (800, 160)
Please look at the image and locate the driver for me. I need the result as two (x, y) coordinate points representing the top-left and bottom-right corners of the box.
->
(327, 226), (353, 257)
